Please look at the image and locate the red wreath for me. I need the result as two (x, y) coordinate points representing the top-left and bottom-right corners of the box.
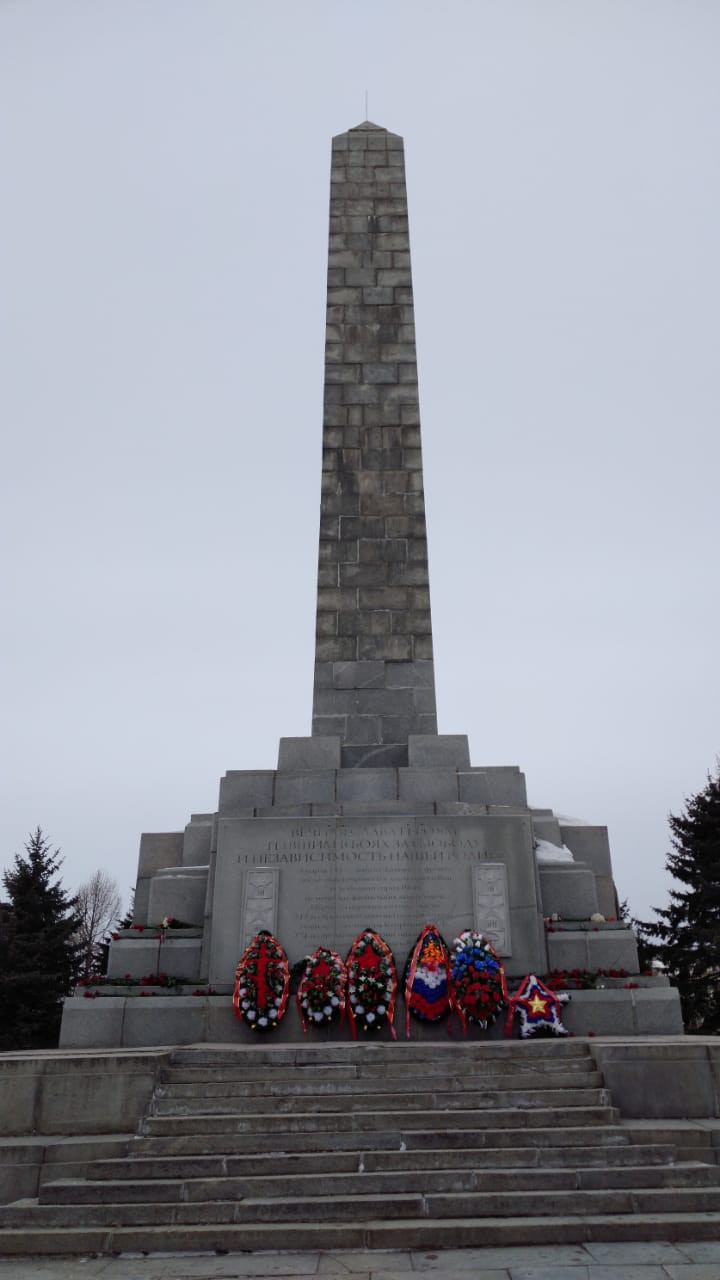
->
(233, 929), (290, 1032)
(297, 947), (348, 1033)
(346, 929), (398, 1039)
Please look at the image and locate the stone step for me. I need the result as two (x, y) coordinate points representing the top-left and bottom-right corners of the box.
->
(5, 1185), (720, 1227)
(142, 1104), (619, 1136)
(2, 1211), (720, 1254)
(625, 1124), (720, 1166)
(133, 1123), (634, 1158)
(164, 1058), (598, 1085)
(150, 1085), (610, 1117)
(168, 1042), (593, 1068)
(39, 1161), (720, 1206)
(88, 1142), (679, 1182)
(162, 1067), (603, 1096)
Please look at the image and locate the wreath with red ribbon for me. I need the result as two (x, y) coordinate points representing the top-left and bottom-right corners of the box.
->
(233, 929), (290, 1032)
(346, 929), (398, 1038)
(404, 923), (452, 1036)
(450, 929), (508, 1034)
(297, 946), (347, 1032)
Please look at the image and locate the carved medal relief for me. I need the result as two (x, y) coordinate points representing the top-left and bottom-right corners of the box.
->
(473, 862), (512, 956)
(241, 866), (279, 948)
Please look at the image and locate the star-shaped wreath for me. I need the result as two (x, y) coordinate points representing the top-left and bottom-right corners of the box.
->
(506, 973), (570, 1038)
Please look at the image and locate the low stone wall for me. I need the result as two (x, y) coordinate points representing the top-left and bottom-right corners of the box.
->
(59, 984), (683, 1048)
(0, 1048), (170, 1137)
(0, 1048), (171, 1204)
(591, 1038), (720, 1119)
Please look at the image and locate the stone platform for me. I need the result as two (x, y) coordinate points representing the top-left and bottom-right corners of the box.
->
(61, 733), (681, 1049)
(6, 1241), (720, 1278)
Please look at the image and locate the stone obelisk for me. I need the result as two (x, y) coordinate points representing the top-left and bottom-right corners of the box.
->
(312, 122), (438, 768)
(60, 119), (670, 1050)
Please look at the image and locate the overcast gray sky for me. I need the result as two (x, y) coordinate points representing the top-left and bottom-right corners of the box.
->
(2, 1), (718, 924)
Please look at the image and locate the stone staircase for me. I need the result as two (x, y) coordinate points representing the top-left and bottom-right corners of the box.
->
(2, 1039), (720, 1254)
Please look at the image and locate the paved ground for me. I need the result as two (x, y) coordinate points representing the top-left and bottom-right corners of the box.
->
(1, 1243), (720, 1280)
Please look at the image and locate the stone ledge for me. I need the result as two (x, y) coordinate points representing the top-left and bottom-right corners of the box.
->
(278, 737), (342, 771)
(408, 734), (470, 769)
(59, 989), (684, 1049)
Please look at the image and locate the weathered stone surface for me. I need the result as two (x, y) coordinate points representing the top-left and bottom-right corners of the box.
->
(277, 737), (342, 771)
(546, 928), (640, 975)
(591, 1040), (709, 1115)
(208, 811), (544, 983)
(539, 865), (599, 919)
(482, 767), (529, 808)
(274, 771), (336, 806)
(147, 866), (208, 927)
(137, 833), (183, 879)
(311, 124), (436, 766)
(0, 1048), (167, 1133)
(408, 735), (471, 769)
(560, 823), (613, 876)
(122, 999), (206, 1049)
(106, 936), (203, 981)
(560, 822), (618, 918)
(218, 771), (274, 811)
(182, 817), (212, 867)
(336, 768), (397, 802)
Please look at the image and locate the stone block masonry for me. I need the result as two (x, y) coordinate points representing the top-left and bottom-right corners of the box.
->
(312, 122), (438, 768)
(57, 119), (683, 1054)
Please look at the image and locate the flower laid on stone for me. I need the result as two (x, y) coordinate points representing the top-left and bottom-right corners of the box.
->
(232, 929), (290, 1032)
(346, 929), (397, 1038)
(506, 973), (570, 1039)
(297, 947), (347, 1032)
(75, 972), (186, 990)
(450, 930), (508, 1034)
(546, 967), (628, 991)
(404, 924), (451, 1035)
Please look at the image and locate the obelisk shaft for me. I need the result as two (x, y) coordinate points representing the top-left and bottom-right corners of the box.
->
(312, 123), (438, 768)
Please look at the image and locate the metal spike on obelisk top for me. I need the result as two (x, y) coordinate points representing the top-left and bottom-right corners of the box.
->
(311, 122), (439, 768)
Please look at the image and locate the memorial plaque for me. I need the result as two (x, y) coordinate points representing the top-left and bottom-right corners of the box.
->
(208, 812), (544, 983)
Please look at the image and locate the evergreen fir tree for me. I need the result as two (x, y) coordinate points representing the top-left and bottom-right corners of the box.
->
(0, 828), (82, 1050)
(638, 766), (720, 1033)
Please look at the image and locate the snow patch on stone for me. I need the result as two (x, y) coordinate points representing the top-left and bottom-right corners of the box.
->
(535, 838), (575, 863)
